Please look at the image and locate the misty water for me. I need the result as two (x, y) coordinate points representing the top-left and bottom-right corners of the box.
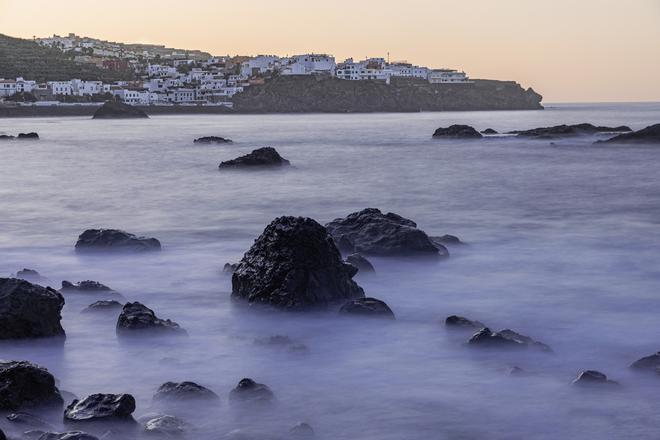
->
(1, 102), (660, 439)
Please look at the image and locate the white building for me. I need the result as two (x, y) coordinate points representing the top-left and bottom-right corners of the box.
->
(281, 54), (336, 76)
(70, 79), (103, 96)
(112, 89), (141, 104)
(167, 88), (196, 103)
(147, 64), (178, 78)
(427, 69), (469, 83)
(0, 79), (17, 97)
(388, 62), (429, 79)
(240, 55), (280, 77)
(335, 58), (393, 84)
(47, 81), (73, 95)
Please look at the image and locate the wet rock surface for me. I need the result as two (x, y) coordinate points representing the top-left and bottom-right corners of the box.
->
(0, 278), (65, 339)
(345, 253), (375, 273)
(0, 361), (63, 411)
(194, 136), (232, 144)
(229, 378), (274, 406)
(510, 123), (631, 138)
(326, 208), (443, 257)
(92, 101), (148, 119)
(81, 300), (123, 314)
(153, 382), (219, 402)
(64, 394), (136, 423)
(481, 128), (498, 134)
(445, 315), (485, 329)
(143, 415), (188, 437)
(116, 302), (186, 337)
(61, 281), (115, 293)
(432, 124), (483, 139)
(32, 431), (99, 440)
(572, 370), (619, 387)
(630, 351), (660, 372)
(219, 147), (290, 169)
(339, 297), (395, 319)
(600, 123), (660, 144)
(14, 269), (48, 284)
(75, 229), (161, 253)
(232, 216), (364, 309)
(468, 327), (551, 351)
(430, 234), (463, 246)
(17, 132), (40, 140)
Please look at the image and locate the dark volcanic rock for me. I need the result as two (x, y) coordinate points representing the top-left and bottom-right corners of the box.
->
(17, 132), (39, 139)
(432, 124), (482, 139)
(92, 101), (148, 119)
(153, 382), (219, 402)
(232, 216), (364, 309)
(143, 415), (188, 437)
(601, 123), (660, 144)
(194, 136), (232, 144)
(445, 315), (485, 329)
(339, 297), (395, 319)
(510, 123), (631, 138)
(61, 281), (114, 293)
(0, 278), (65, 339)
(630, 351), (660, 372)
(481, 128), (498, 134)
(0, 134), (15, 140)
(116, 302), (186, 337)
(431, 235), (463, 246)
(75, 229), (161, 253)
(35, 432), (99, 440)
(572, 370), (618, 387)
(326, 208), (444, 257)
(81, 300), (123, 314)
(468, 328), (551, 351)
(228, 378), (274, 406)
(218, 147), (290, 169)
(0, 361), (64, 410)
(64, 394), (136, 423)
(346, 253), (375, 273)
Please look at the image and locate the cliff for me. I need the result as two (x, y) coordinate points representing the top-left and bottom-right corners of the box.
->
(232, 76), (543, 113)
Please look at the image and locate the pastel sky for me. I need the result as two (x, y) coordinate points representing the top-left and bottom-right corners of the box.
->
(1, 0), (659, 102)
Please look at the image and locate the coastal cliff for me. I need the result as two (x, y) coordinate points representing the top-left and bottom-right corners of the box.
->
(232, 76), (543, 113)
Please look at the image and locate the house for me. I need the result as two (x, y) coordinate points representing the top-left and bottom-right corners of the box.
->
(0, 79), (17, 97)
(388, 62), (429, 79)
(47, 81), (73, 96)
(336, 58), (393, 84)
(281, 54), (336, 76)
(70, 79), (103, 96)
(427, 69), (470, 83)
(240, 55), (280, 77)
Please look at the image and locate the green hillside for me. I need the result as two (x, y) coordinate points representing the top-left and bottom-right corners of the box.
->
(0, 34), (133, 82)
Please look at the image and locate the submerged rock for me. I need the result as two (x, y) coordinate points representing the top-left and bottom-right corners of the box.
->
(219, 147), (290, 169)
(153, 382), (219, 402)
(0, 278), (65, 339)
(34, 432), (99, 440)
(92, 101), (148, 119)
(289, 422), (315, 439)
(15, 268), (48, 284)
(194, 136), (232, 144)
(17, 132), (39, 140)
(339, 297), (395, 319)
(64, 394), (136, 423)
(430, 234), (463, 246)
(81, 300), (123, 314)
(345, 253), (375, 273)
(228, 378), (274, 406)
(600, 123), (660, 144)
(0, 361), (64, 410)
(572, 370), (619, 387)
(481, 128), (498, 134)
(232, 216), (364, 309)
(445, 315), (485, 329)
(432, 124), (482, 139)
(326, 208), (444, 257)
(75, 229), (161, 253)
(510, 123), (631, 138)
(61, 281), (115, 293)
(468, 327), (551, 351)
(143, 415), (189, 437)
(116, 302), (186, 337)
(630, 351), (660, 372)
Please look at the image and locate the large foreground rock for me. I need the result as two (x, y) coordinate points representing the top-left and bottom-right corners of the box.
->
(0, 278), (65, 339)
(326, 208), (445, 257)
(510, 123), (631, 138)
(339, 297), (395, 319)
(116, 302), (186, 337)
(601, 123), (660, 144)
(75, 229), (161, 253)
(219, 147), (290, 169)
(0, 361), (63, 410)
(64, 394), (136, 423)
(153, 381), (219, 402)
(92, 101), (148, 119)
(432, 124), (482, 139)
(232, 216), (364, 309)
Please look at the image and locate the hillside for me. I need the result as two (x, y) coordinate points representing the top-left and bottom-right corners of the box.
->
(0, 34), (133, 82)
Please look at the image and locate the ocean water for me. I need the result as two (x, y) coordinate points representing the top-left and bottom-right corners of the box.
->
(1, 102), (660, 439)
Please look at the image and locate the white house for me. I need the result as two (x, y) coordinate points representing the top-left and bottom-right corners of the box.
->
(47, 81), (73, 96)
(427, 69), (470, 83)
(240, 55), (280, 77)
(281, 54), (336, 76)
(388, 62), (429, 79)
(0, 79), (17, 97)
(112, 89), (141, 104)
(336, 58), (393, 84)
(70, 79), (103, 96)
(147, 64), (177, 78)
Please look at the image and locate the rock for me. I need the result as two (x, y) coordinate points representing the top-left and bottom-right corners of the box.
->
(508, 366), (526, 376)
(572, 370), (618, 387)
(228, 378), (274, 406)
(223, 263), (238, 274)
(601, 123), (660, 144)
(81, 301), (123, 314)
(6, 412), (54, 430)
(92, 101), (148, 119)
(35, 432), (99, 440)
(630, 351), (660, 372)
(17, 132), (39, 139)
(326, 208), (445, 257)
(143, 415), (188, 437)
(194, 136), (232, 144)
(510, 123), (631, 138)
(445, 315), (485, 329)
(75, 229), (161, 253)
(232, 216), (364, 309)
(0, 428), (4, 440)
(219, 147), (290, 169)
(339, 297), (395, 319)
(15, 268), (48, 284)
(64, 394), (136, 423)
(153, 382), (219, 402)
(289, 423), (314, 439)
(0, 361), (63, 410)
(432, 125), (482, 139)
(430, 234), (463, 246)
(468, 327), (551, 351)
(0, 278), (65, 339)
(0, 134), (15, 140)
(61, 281), (115, 293)
(116, 302), (186, 337)
(481, 128), (498, 134)
(345, 253), (375, 273)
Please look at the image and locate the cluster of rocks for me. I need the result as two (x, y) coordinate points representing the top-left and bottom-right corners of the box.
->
(194, 136), (232, 144)
(219, 147), (290, 169)
(508, 123), (631, 138)
(0, 132), (39, 140)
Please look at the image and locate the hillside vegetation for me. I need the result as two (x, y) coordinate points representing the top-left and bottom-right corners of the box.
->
(0, 34), (133, 82)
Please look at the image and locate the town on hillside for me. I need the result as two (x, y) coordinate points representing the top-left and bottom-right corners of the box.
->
(0, 33), (470, 108)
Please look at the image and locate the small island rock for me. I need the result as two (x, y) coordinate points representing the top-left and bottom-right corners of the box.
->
(481, 128), (498, 134)
(510, 123), (631, 138)
(116, 302), (186, 337)
(194, 136), (232, 144)
(445, 315), (485, 329)
(432, 125), (482, 139)
(228, 378), (274, 406)
(75, 229), (161, 253)
(219, 147), (290, 169)
(92, 100), (148, 119)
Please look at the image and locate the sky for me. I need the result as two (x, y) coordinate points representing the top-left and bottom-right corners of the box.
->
(1, 0), (659, 103)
